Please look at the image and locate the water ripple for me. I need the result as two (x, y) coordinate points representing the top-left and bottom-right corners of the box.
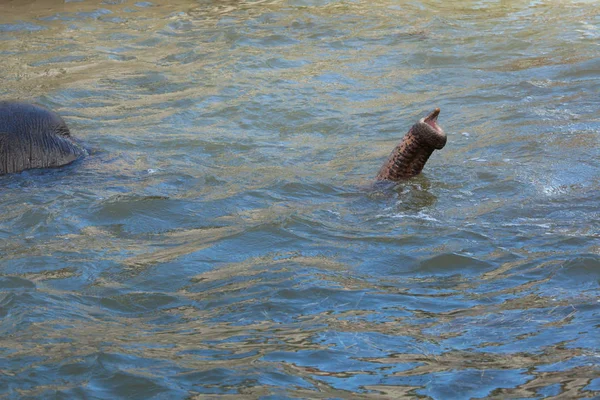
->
(1, 0), (599, 398)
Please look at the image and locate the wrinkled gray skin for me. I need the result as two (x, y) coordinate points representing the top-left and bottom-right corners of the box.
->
(0, 101), (86, 175)
(376, 108), (447, 181)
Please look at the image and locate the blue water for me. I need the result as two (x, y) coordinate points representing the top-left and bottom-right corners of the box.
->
(1, 0), (599, 398)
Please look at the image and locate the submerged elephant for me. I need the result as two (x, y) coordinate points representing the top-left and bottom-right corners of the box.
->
(1, 101), (446, 179)
(0, 101), (86, 175)
(377, 108), (446, 181)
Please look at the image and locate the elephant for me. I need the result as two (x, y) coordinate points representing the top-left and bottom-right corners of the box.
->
(377, 108), (446, 181)
(0, 101), (86, 175)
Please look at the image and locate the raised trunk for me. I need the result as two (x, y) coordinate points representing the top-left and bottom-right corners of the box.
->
(376, 108), (446, 181)
(376, 128), (436, 180)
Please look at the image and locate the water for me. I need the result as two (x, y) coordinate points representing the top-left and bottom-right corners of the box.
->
(1, 0), (599, 398)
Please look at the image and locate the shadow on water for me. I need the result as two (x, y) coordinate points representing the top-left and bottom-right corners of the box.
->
(1, 0), (600, 398)
(369, 175), (438, 211)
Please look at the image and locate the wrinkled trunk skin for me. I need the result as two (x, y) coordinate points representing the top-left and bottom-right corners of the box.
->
(376, 126), (437, 180)
(0, 101), (86, 175)
(376, 109), (446, 181)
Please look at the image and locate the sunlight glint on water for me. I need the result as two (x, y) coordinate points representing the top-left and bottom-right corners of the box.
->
(1, 0), (599, 398)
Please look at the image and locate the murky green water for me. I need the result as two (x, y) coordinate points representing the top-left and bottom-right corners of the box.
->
(1, 0), (599, 398)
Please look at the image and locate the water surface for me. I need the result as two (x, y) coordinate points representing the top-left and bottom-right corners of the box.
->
(1, 0), (599, 398)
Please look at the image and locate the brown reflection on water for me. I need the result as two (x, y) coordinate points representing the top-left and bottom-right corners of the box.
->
(3, 290), (595, 398)
(2, 232), (597, 397)
(1, 0), (263, 98)
(1, 0), (599, 398)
